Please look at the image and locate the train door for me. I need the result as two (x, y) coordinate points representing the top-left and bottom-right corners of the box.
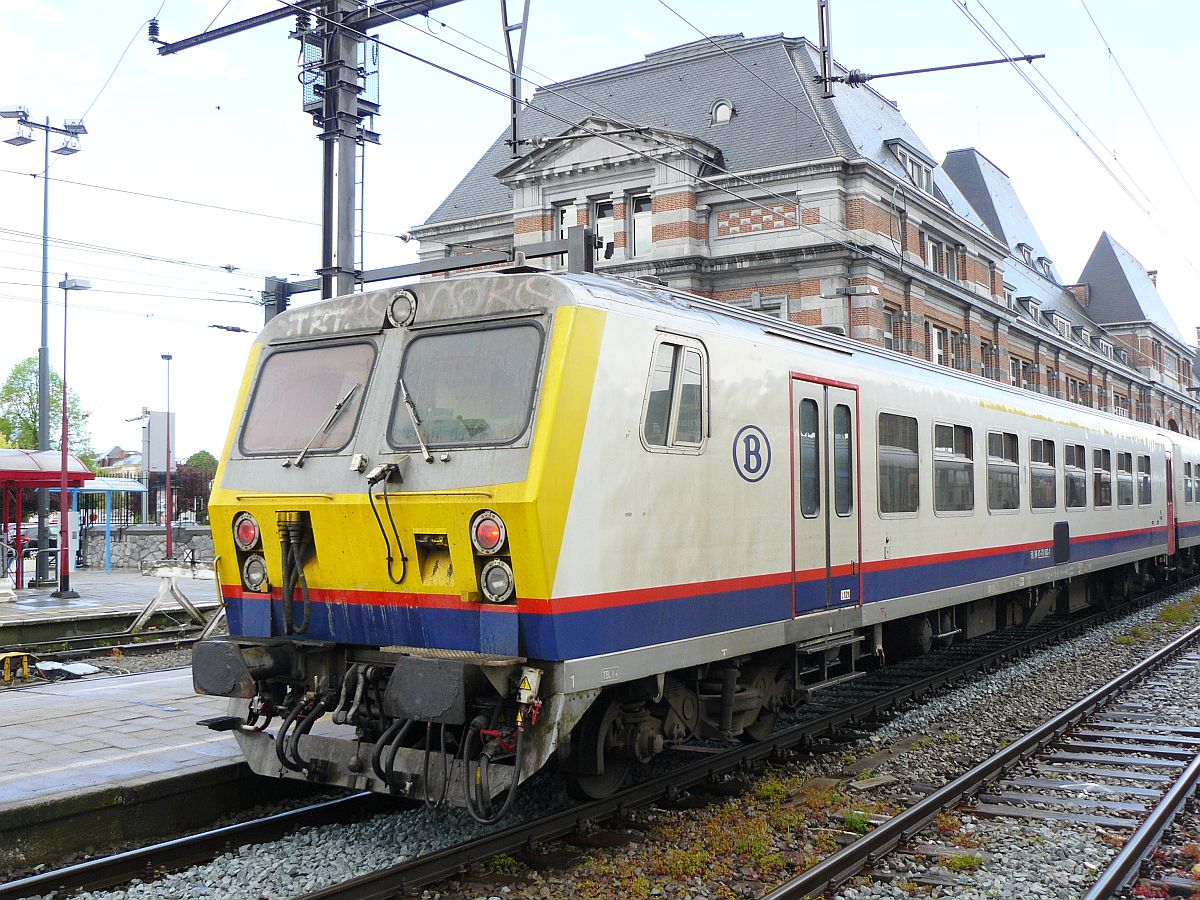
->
(791, 375), (861, 615)
(1166, 451), (1177, 555)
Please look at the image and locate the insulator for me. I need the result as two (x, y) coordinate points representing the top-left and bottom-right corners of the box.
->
(148, 18), (160, 42)
(296, 12), (310, 32)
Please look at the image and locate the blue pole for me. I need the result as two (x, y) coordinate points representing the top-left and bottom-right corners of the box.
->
(104, 491), (112, 572)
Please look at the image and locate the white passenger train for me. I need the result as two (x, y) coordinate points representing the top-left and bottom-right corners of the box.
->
(194, 271), (1200, 816)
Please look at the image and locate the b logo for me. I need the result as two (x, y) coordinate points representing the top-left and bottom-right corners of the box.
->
(733, 425), (771, 483)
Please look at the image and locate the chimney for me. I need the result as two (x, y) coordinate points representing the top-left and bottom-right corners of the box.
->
(1147, 269), (1158, 286)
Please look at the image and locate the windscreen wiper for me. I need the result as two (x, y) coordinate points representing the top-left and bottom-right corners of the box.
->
(288, 382), (359, 468)
(398, 377), (433, 463)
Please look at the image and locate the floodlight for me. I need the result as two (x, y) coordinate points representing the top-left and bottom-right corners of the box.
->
(0, 105), (29, 119)
(4, 127), (33, 146)
(51, 137), (80, 156)
(59, 278), (91, 291)
(62, 119), (87, 135)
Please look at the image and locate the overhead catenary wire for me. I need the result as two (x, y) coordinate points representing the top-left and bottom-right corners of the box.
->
(0, 291), (256, 330)
(0, 263), (265, 300)
(0, 279), (262, 305)
(1077, 0), (1200, 209)
(294, 0), (866, 255)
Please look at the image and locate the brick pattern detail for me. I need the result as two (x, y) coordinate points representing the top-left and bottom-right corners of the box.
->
(652, 191), (696, 213)
(711, 280), (821, 303)
(789, 310), (823, 326)
(717, 203), (798, 236)
(844, 198), (896, 236)
(802, 207), (820, 225)
(514, 213), (552, 235)
(652, 221), (706, 242)
(575, 209), (590, 226)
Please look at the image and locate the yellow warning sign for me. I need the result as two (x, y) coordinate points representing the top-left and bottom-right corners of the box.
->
(518, 676), (531, 692)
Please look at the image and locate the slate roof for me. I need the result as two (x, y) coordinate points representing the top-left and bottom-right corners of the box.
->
(1079, 232), (1186, 345)
(941, 148), (1062, 282)
(422, 34), (989, 236)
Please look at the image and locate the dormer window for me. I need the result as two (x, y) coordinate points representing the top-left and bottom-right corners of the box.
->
(1016, 243), (1033, 265)
(1073, 325), (1090, 346)
(886, 139), (934, 194)
(710, 99), (734, 125)
(1096, 339), (1113, 358)
(1037, 256), (1053, 278)
(1052, 314), (1071, 339)
(1018, 296), (1041, 318)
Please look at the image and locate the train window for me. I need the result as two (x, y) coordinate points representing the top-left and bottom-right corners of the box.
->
(933, 422), (973, 513)
(986, 431), (1019, 511)
(1138, 455), (1152, 505)
(1186, 462), (1194, 504)
(1093, 449), (1112, 508)
(1116, 452), (1134, 508)
(390, 323), (543, 449)
(1030, 438), (1056, 510)
(800, 400), (820, 518)
(834, 404), (853, 516)
(641, 339), (707, 451)
(878, 413), (919, 515)
(1064, 444), (1087, 509)
(241, 341), (375, 455)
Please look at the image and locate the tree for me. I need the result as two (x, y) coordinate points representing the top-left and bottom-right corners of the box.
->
(184, 450), (218, 477)
(0, 356), (95, 460)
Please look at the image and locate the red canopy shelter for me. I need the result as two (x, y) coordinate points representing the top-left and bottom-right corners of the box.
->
(2, 449), (95, 589)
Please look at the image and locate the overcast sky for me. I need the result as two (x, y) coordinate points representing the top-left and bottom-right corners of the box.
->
(3, 0), (1198, 461)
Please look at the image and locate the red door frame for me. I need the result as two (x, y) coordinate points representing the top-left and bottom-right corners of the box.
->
(788, 372), (863, 614)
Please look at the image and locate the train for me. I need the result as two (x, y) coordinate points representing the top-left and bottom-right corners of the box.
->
(193, 269), (1200, 819)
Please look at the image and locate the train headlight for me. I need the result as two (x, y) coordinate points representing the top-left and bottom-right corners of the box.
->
(470, 511), (506, 555)
(242, 554), (269, 592)
(233, 512), (260, 551)
(387, 289), (418, 328)
(480, 559), (515, 603)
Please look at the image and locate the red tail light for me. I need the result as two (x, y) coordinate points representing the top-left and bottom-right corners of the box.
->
(470, 511), (506, 554)
(234, 512), (260, 550)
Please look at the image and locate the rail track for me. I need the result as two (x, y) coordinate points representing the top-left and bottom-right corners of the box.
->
(761, 619), (1200, 900)
(2, 583), (1193, 900)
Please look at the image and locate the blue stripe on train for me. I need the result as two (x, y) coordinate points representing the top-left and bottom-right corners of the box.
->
(225, 528), (1164, 660)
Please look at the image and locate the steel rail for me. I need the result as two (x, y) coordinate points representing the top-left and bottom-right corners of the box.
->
(0, 792), (387, 900)
(1081, 745), (1200, 899)
(296, 590), (1197, 900)
(761, 620), (1200, 900)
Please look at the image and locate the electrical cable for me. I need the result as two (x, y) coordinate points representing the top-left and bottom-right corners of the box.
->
(278, 0), (866, 256)
(367, 480), (407, 584)
(0, 279), (260, 305)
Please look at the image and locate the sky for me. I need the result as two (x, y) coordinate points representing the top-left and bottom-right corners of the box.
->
(3, 0), (1199, 461)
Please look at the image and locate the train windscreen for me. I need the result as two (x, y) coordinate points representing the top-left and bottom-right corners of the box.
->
(240, 341), (375, 454)
(390, 323), (543, 448)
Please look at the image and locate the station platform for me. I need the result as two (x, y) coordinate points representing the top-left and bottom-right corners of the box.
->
(0, 669), (278, 874)
(0, 569), (220, 645)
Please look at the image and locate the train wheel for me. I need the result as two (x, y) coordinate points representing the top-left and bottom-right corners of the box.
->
(740, 661), (786, 743)
(563, 698), (630, 800)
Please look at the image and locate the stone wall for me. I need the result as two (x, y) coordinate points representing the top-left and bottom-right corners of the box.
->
(82, 526), (214, 570)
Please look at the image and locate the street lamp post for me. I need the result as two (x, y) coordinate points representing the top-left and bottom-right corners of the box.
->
(161, 354), (174, 559)
(2, 106), (87, 586)
(51, 274), (90, 599)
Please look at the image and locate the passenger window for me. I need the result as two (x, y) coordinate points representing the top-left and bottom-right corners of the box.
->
(641, 340), (706, 450)
(879, 413), (919, 515)
(1065, 443), (1087, 509)
(1138, 455), (1152, 505)
(1186, 462), (1193, 504)
(1093, 449), (1112, 508)
(1030, 438), (1056, 510)
(1116, 452), (1134, 507)
(800, 399), (820, 518)
(986, 430), (1019, 511)
(834, 404), (853, 516)
(933, 422), (973, 513)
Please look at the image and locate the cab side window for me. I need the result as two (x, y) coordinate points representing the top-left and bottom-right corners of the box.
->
(642, 339), (707, 451)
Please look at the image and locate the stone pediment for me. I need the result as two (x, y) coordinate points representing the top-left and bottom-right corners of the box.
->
(495, 117), (721, 186)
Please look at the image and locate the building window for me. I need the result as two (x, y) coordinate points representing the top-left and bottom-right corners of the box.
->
(933, 326), (948, 366)
(893, 145), (933, 193)
(1065, 443), (1087, 508)
(629, 194), (652, 257)
(987, 430), (1020, 511)
(1030, 438), (1056, 509)
(933, 422), (974, 513)
(927, 238), (945, 275)
(1138, 454), (1152, 505)
(1021, 361), (1034, 391)
(879, 412), (919, 515)
(1017, 242), (1033, 265)
(1003, 284), (1015, 309)
(980, 340), (993, 376)
(1093, 448), (1112, 508)
(1116, 451), (1134, 507)
(946, 247), (958, 281)
(883, 308), (896, 351)
(1052, 315), (1071, 340)
(593, 199), (615, 255)
(710, 99), (734, 125)
(641, 339), (706, 450)
(1010, 357), (1021, 387)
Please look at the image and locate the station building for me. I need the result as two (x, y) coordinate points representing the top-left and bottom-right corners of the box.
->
(412, 34), (1197, 435)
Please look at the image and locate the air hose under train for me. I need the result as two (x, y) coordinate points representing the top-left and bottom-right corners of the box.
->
(462, 706), (530, 825)
(279, 516), (311, 634)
